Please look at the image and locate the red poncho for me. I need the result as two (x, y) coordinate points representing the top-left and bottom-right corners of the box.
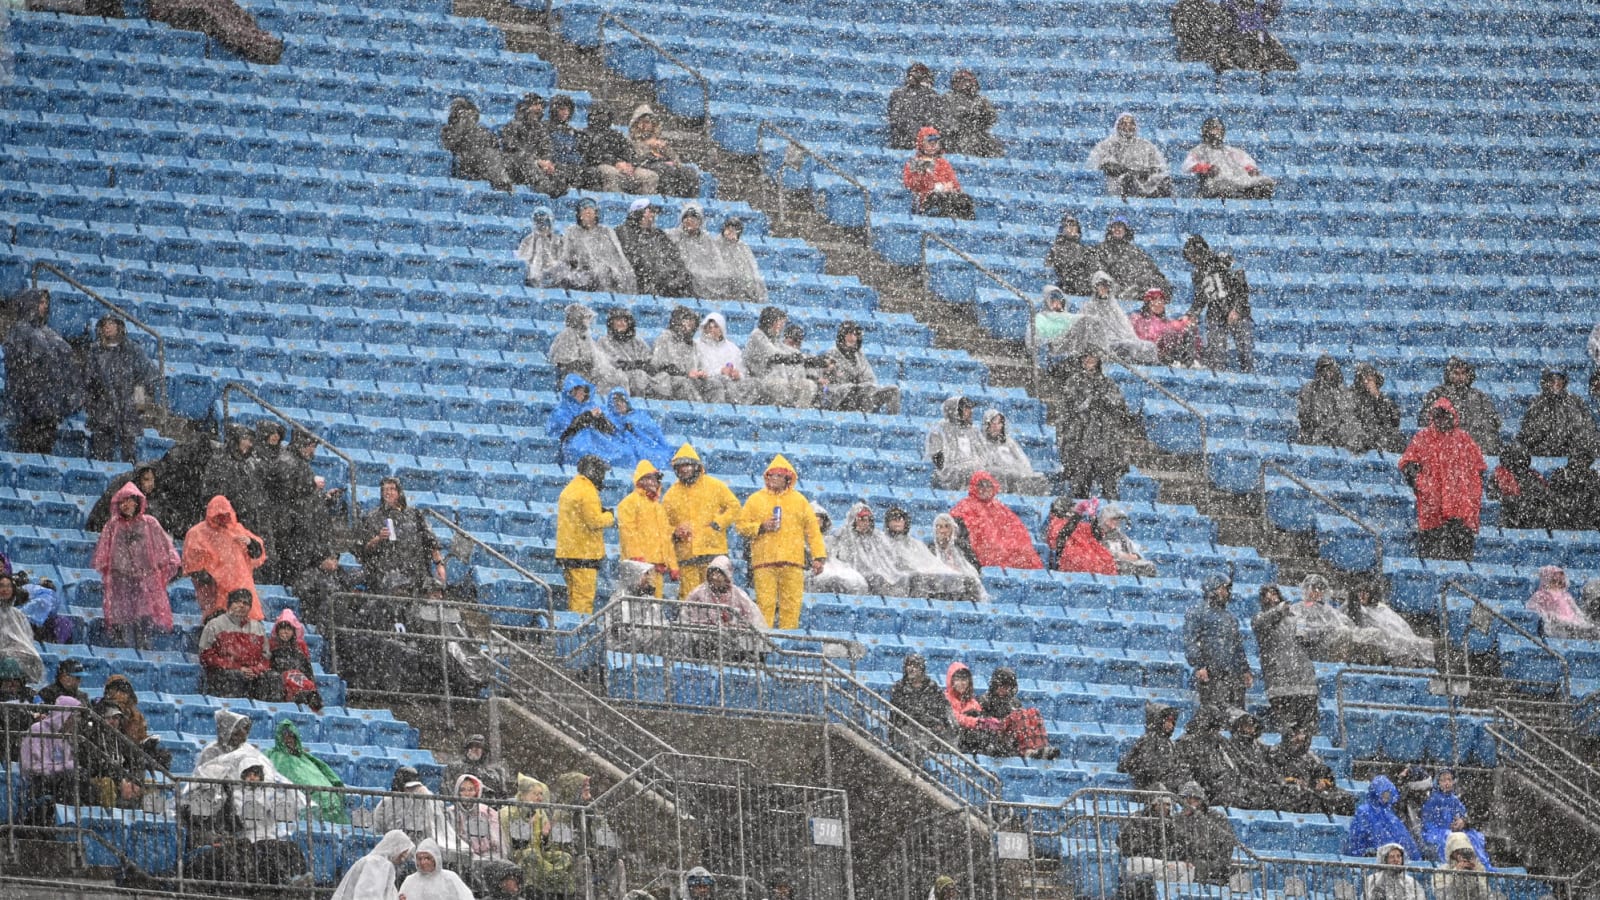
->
(1054, 520), (1118, 576)
(948, 471), (1044, 570)
(91, 482), (181, 630)
(182, 495), (267, 620)
(1398, 399), (1487, 533)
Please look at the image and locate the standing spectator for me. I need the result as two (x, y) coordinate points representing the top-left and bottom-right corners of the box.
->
(695, 313), (754, 403)
(948, 471), (1044, 569)
(561, 199), (637, 294)
(499, 92), (567, 197)
(744, 307), (817, 408)
(1366, 845), (1428, 900)
(35, 658), (84, 705)
(663, 444), (741, 598)
(1182, 574), (1251, 711)
(1056, 350), (1138, 500)
(628, 105), (701, 197)
(616, 199), (694, 298)
(1527, 565), (1599, 639)
(545, 95), (586, 187)
(903, 127), (974, 219)
(1089, 113), (1173, 198)
(736, 456), (826, 629)
(277, 431), (339, 592)
(86, 465), (158, 533)
(1345, 776), (1423, 859)
(1094, 218), (1171, 300)
(1400, 400), (1487, 561)
(440, 98), (511, 191)
(927, 396), (985, 490)
(1416, 358), (1502, 454)
(329, 831), (414, 900)
(1034, 286), (1080, 346)
(1045, 214), (1097, 297)
(596, 309), (662, 400)
(252, 421), (294, 586)
(1173, 782), (1238, 885)
(1252, 584), (1319, 735)
(1296, 355), (1358, 448)
(4, 288), (80, 454)
(977, 410), (1048, 493)
(651, 306), (719, 403)
(889, 654), (950, 738)
(201, 424), (266, 537)
(265, 719), (348, 824)
(605, 388), (674, 470)
(198, 590), (276, 699)
(20, 696), (83, 817)
(91, 482), (180, 650)
(150, 418), (214, 536)
(1182, 235), (1255, 372)
(1118, 702), (1193, 791)
(1492, 443), (1552, 529)
(83, 315), (158, 463)
(820, 321), (901, 414)
(1349, 363), (1406, 454)
(556, 456), (614, 615)
(1217, 0), (1297, 73)
(1171, 0), (1227, 66)
(665, 203), (724, 299)
(581, 106), (656, 194)
(1182, 117), (1275, 199)
(1518, 370), (1598, 458)
(1100, 503), (1159, 577)
(1048, 497), (1117, 576)
(1131, 288), (1200, 367)
(712, 216), (768, 302)
(1547, 449), (1600, 530)
(516, 207), (577, 289)
(357, 478), (445, 595)
(616, 460), (678, 599)
(183, 495), (266, 621)
(941, 69), (1003, 157)
(887, 62), (943, 150)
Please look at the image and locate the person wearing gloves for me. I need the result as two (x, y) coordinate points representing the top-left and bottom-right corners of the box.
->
(329, 830), (413, 900)
(548, 303), (624, 394)
(903, 127), (974, 219)
(949, 471), (1044, 570)
(1056, 349), (1139, 500)
(820, 321), (900, 414)
(743, 306), (818, 409)
(1365, 843), (1428, 900)
(695, 313), (755, 404)
(556, 456), (614, 614)
(713, 216), (768, 302)
(976, 410), (1048, 493)
(561, 198), (636, 294)
(736, 455), (827, 630)
(616, 460), (678, 598)
(399, 838), (476, 900)
(596, 309), (663, 400)
(616, 199), (694, 298)
(265, 719), (348, 824)
(1252, 584), (1320, 735)
(1089, 113), (1173, 198)
(92, 481), (180, 650)
(1345, 776), (1422, 858)
(1400, 399), (1487, 562)
(927, 513), (987, 601)
(806, 506), (872, 595)
(604, 388), (675, 469)
(1130, 288), (1199, 368)
(666, 202), (725, 298)
(1182, 117), (1275, 199)
(515, 207), (575, 288)
(183, 495), (266, 621)
(927, 396), (986, 491)
(662, 444), (742, 598)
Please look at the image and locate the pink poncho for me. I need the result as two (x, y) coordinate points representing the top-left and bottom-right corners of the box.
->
(91, 482), (181, 631)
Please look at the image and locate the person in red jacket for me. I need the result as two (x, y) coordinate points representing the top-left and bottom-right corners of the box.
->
(903, 127), (974, 219)
(1399, 398), (1487, 561)
(1048, 498), (1119, 576)
(949, 471), (1044, 569)
(198, 590), (279, 700)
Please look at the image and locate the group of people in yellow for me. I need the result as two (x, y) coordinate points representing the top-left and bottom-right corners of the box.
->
(554, 444), (828, 630)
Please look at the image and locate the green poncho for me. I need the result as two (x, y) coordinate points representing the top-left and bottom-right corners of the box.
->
(264, 719), (349, 825)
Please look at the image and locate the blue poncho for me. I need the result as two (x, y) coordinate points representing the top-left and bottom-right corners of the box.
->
(545, 373), (625, 466)
(1421, 777), (1493, 869)
(1344, 776), (1421, 859)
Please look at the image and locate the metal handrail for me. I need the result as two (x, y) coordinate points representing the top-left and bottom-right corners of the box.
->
(596, 12), (711, 139)
(29, 260), (168, 410)
(1332, 665), (1473, 766)
(917, 232), (1036, 396)
(1263, 460), (1385, 574)
(420, 507), (555, 622)
(1438, 579), (1571, 699)
(756, 120), (875, 243)
(1100, 346), (1210, 481)
(219, 381), (360, 527)
(1485, 705), (1600, 838)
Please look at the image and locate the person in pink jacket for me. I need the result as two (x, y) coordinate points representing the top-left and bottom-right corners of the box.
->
(903, 127), (974, 219)
(91, 482), (180, 650)
(1130, 288), (1199, 367)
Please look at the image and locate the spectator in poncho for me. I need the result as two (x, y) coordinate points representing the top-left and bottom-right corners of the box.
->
(1349, 363), (1406, 454)
(744, 307), (817, 408)
(606, 389), (674, 471)
(949, 472), (1044, 570)
(1046, 215), (1096, 297)
(1094, 219), (1171, 301)
(1421, 770), (1493, 868)
(927, 513), (986, 601)
(1056, 350), (1138, 500)
(1366, 844), (1428, 900)
(265, 718), (348, 824)
(1345, 776), (1421, 859)
(1490, 443), (1551, 530)
(92, 481), (180, 650)
(943, 662), (1004, 756)
(197, 709), (255, 769)
(448, 774), (505, 861)
(941, 69), (1003, 157)
(1433, 832), (1494, 900)
(712, 216), (768, 302)
(1527, 565), (1599, 639)
(1048, 498), (1117, 576)
(1034, 286), (1080, 346)
(666, 203), (723, 298)
(440, 98), (510, 191)
(562, 199), (637, 294)
(820, 321), (900, 414)
(375, 767), (460, 852)
(1183, 117), (1275, 199)
(617, 199), (694, 298)
(976, 409), (1048, 493)
(86, 465), (158, 533)
(183, 495), (266, 621)
(4, 288), (81, 454)
(546, 374), (623, 468)
(1518, 369), (1598, 458)
(884, 506), (974, 598)
(1297, 355), (1359, 449)
(502, 775), (574, 895)
(499, 92), (568, 197)
(651, 306), (718, 402)
(680, 555), (765, 637)
(1100, 503), (1158, 577)
(628, 105), (701, 197)
(1131, 288), (1198, 367)
(1416, 358), (1502, 454)
(515, 207), (577, 289)
(16, 574), (71, 646)
(828, 503), (900, 595)
(887, 62), (943, 150)
(1294, 573), (1380, 663)
(805, 507), (871, 595)
(1052, 271), (1159, 363)
(596, 309), (662, 399)
(927, 396), (985, 490)
(331, 830), (413, 900)
(0, 577), (45, 684)
(1400, 399), (1487, 561)
(1089, 113), (1172, 198)
(695, 313), (754, 404)
(1344, 576), (1434, 666)
(83, 315), (159, 463)
(400, 838), (476, 900)
(549, 303), (624, 392)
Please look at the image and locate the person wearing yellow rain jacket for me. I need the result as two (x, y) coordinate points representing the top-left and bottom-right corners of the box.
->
(662, 444), (741, 597)
(556, 455), (614, 613)
(501, 774), (574, 895)
(736, 455), (827, 630)
(616, 460), (678, 597)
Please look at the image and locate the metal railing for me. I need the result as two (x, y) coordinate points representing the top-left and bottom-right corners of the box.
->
(1263, 460), (1385, 573)
(756, 120), (874, 243)
(1485, 705), (1600, 842)
(219, 381), (360, 527)
(1438, 579), (1571, 699)
(918, 232), (1036, 395)
(1332, 665), (1481, 767)
(1099, 346), (1210, 480)
(421, 507), (554, 621)
(30, 260), (169, 410)
(596, 12), (711, 138)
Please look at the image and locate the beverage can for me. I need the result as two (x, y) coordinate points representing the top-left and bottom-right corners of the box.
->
(771, 506), (783, 529)
(385, 518), (397, 541)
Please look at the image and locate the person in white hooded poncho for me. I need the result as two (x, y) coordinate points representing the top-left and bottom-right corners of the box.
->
(374, 770), (461, 855)
(331, 830), (414, 900)
(830, 503), (971, 599)
(1050, 272), (1158, 364)
(882, 506), (976, 599)
(926, 396), (985, 490)
(806, 506), (871, 595)
(694, 313), (754, 403)
(976, 409), (1049, 494)
(514, 207), (574, 288)
(927, 513), (986, 601)
(1294, 574), (1383, 663)
(1099, 503), (1159, 577)
(712, 217), (767, 302)
(1343, 577), (1435, 667)
(398, 838), (475, 900)
(665, 202), (727, 299)
(1366, 842), (1428, 900)
(1088, 113), (1173, 198)
(560, 198), (636, 293)
(548, 303), (624, 392)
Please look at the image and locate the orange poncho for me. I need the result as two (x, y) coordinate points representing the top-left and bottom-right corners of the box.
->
(182, 495), (267, 620)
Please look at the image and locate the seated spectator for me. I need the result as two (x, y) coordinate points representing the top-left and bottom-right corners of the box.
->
(666, 203), (723, 299)
(199, 590), (278, 700)
(976, 410), (1048, 493)
(1089, 113), (1173, 198)
(1527, 565), (1599, 639)
(1118, 789), (1192, 884)
(829, 503), (905, 596)
(1547, 448), (1600, 530)
(628, 105), (701, 197)
(183, 495), (266, 621)
(927, 513), (987, 601)
(1183, 117), (1275, 199)
(821, 321), (900, 414)
(596, 309), (662, 399)
(546, 374), (622, 467)
(1053, 273), (1159, 364)
(1433, 832), (1494, 900)
(265, 719), (347, 824)
(1181, 235), (1255, 373)
(1046, 215), (1096, 297)
(0, 576), (46, 684)
(884, 506), (979, 599)
(1521, 369), (1599, 457)
(357, 477), (446, 594)
(1294, 574), (1381, 663)
(679, 556), (766, 661)
(887, 62), (943, 150)
(440, 98), (511, 191)
(903, 128), (974, 219)
(1048, 498), (1118, 576)
(233, 760), (313, 884)
(652, 306), (721, 403)
(1366, 844), (1428, 900)
(1417, 358), (1502, 454)
(949, 472), (1044, 569)
(927, 396), (984, 490)
(1585, 577), (1600, 625)
(1217, 0), (1297, 73)
(451, 774), (506, 860)
(1491, 443), (1552, 529)
(401, 839), (476, 900)
(445, 734), (510, 801)
(1217, 709), (1324, 811)
(1345, 776), (1422, 859)
(499, 92), (568, 197)
(1173, 706), (1229, 795)
(100, 674), (168, 769)
(1172, 782), (1238, 885)
(329, 831), (415, 900)
(1131, 289), (1199, 368)
(145, 0), (283, 65)
(744, 307), (817, 408)
(37, 657), (89, 707)
(1268, 725), (1356, 815)
(3, 288), (80, 456)
(695, 313), (755, 403)
(376, 766), (460, 851)
(1401, 400), (1488, 561)
(1421, 769), (1493, 868)
(0, 658), (39, 741)
(581, 106), (656, 194)
(561, 199), (637, 294)
(941, 69), (1003, 157)
(1100, 503), (1159, 577)
(978, 667), (1059, 759)
(1297, 355), (1358, 448)
(82, 699), (147, 808)
(712, 216), (768, 302)
(1034, 286), (1080, 346)
(92, 481), (180, 650)
(606, 389), (675, 471)
(1349, 363), (1406, 454)
(806, 507), (872, 595)
(84, 314), (159, 463)
(1056, 350), (1138, 500)
(267, 610), (322, 711)
(1094, 219), (1172, 301)
(198, 709), (255, 769)
(516, 207), (578, 289)
(1170, 0), (1227, 66)
(889, 654), (950, 738)
(546, 95), (586, 185)
(943, 662), (1005, 755)
(1344, 576), (1435, 666)
(86, 464), (158, 532)
(1119, 702), (1193, 791)
(617, 199), (694, 298)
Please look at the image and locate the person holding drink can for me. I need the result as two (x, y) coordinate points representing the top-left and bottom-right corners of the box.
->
(736, 455), (827, 630)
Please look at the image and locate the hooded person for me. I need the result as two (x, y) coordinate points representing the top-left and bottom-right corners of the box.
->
(926, 512), (986, 601)
(1547, 447), (1600, 530)
(201, 423), (266, 537)
(616, 199), (694, 298)
(1099, 503), (1158, 577)
(1051, 271), (1159, 364)
(1056, 349), (1138, 500)
(695, 312), (755, 403)
(616, 460), (679, 598)
(666, 202), (727, 297)
(805, 506), (872, 596)
(1183, 575), (1251, 711)
(679, 554), (766, 660)
(500, 93), (567, 197)
(447, 774), (505, 860)
(826, 502), (903, 596)
(581, 104), (657, 193)
(1093, 219), (1172, 301)
(650, 306), (720, 403)
(1291, 573), (1374, 663)
(20, 695), (81, 804)
(546, 373), (626, 468)
(375, 768), (460, 851)
(1268, 724), (1355, 815)
(1527, 565), (1599, 639)
(737, 456), (827, 629)
(1420, 769), (1493, 869)
(83, 314), (159, 463)
(399, 838), (475, 900)
(1049, 497), (1118, 576)
(1118, 702), (1193, 791)
(683, 866), (719, 900)
(445, 734), (510, 801)
(744, 306), (818, 409)
(949, 472), (1045, 570)
(941, 69), (1003, 157)
(882, 506), (973, 598)
(627, 104), (700, 197)
(3, 288), (80, 454)
(903, 126), (973, 219)
(264, 718), (348, 824)
(549, 303), (625, 392)
(1217, 0), (1297, 73)
(1433, 831), (1494, 900)
(184, 742), (291, 848)
(887, 62), (943, 150)
(1130, 288), (1199, 367)
(926, 396), (988, 492)
(926, 875), (959, 900)
(943, 661), (1005, 756)
(1349, 363), (1406, 454)
(1253, 583), (1320, 735)
(976, 410), (1047, 493)
(267, 609), (321, 710)
(1297, 356), (1360, 449)
(197, 708), (255, 769)
(1343, 576), (1435, 667)
(515, 206), (575, 288)
(597, 308), (665, 399)
(440, 97), (511, 190)
(92, 481), (181, 650)
(1173, 781), (1237, 885)
(1045, 215), (1097, 297)
(556, 455), (614, 615)
(99, 674), (150, 748)
(1118, 786), (1192, 883)
(712, 215), (768, 302)
(1089, 113), (1173, 198)
(1400, 399), (1487, 562)
(606, 387), (675, 468)
(86, 465), (159, 533)
(330, 830), (414, 900)
(821, 320), (900, 414)
(662, 444), (742, 598)
(501, 775), (575, 894)
(1366, 843), (1428, 900)
(889, 654), (951, 738)
(978, 666), (1058, 759)
(561, 198), (637, 293)
(1182, 117), (1275, 199)
(1417, 358), (1503, 454)
(1345, 776), (1422, 859)
(1034, 285), (1080, 345)
(1490, 443), (1552, 530)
